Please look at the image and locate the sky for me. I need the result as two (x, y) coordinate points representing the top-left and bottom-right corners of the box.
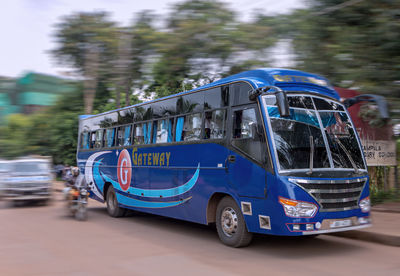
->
(0, 0), (305, 78)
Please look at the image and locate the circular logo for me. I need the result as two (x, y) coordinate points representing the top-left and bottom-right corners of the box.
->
(117, 149), (132, 191)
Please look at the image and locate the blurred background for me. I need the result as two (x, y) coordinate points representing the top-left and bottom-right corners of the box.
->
(0, 0), (399, 203)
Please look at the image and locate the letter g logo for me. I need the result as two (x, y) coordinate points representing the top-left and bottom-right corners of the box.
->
(117, 149), (132, 191)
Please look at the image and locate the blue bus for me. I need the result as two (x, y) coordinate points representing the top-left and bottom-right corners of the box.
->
(77, 68), (371, 247)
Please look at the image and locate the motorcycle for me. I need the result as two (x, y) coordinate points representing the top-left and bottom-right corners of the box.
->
(64, 167), (89, 221)
(66, 185), (89, 221)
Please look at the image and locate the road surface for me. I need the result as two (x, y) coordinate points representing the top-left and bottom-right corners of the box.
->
(1, 193), (399, 276)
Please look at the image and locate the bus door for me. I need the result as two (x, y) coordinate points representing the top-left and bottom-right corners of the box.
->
(227, 104), (267, 198)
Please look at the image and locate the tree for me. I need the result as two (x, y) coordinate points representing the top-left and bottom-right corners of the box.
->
(150, 0), (276, 98)
(288, 0), (400, 98)
(52, 12), (119, 114)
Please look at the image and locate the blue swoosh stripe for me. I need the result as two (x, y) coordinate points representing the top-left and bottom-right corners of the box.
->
(100, 163), (200, 198)
(93, 160), (105, 193)
(116, 193), (191, 208)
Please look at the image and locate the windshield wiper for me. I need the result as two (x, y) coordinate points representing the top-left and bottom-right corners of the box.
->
(306, 135), (314, 175)
(333, 135), (360, 174)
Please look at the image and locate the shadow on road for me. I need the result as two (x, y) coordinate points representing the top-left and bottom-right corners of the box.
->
(87, 205), (363, 258)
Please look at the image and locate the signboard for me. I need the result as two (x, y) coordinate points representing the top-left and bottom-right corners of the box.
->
(362, 140), (397, 166)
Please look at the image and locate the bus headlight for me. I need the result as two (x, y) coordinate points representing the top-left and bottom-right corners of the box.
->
(279, 197), (318, 218)
(359, 197), (370, 213)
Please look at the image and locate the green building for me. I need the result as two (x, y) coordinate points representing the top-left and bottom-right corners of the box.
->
(0, 76), (20, 125)
(0, 72), (78, 124)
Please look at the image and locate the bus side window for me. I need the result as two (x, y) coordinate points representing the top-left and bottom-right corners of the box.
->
(183, 113), (202, 141)
(105, 128), (116, 148)
(95, 130), (103, 148)
(232, 108), (265, 164)
(204, 109), (226, 139)
(143, 122), (152, 144)
(134, 124), (144, 145)
(90, 132), (96, 148)
(233, 109), (257, 139)
(176, 117), (185, 142)
(117, 126), (132, 147)
(155, 119), (169, 143)
(124, 125), (132, 146)
(81, 131), (89, 149)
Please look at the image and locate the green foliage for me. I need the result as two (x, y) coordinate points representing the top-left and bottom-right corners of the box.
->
(52, 12), (118, 73)
(288, 1), (400, 97)
(370, 188), (400, 205)
(149, 0), (276, 98)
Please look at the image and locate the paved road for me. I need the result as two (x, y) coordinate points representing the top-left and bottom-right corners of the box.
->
(1, 193), (399, 276)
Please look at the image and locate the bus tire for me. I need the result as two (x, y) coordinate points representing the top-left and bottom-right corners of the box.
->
(106, 186), (125, 217)
(216, 196), (253, 247)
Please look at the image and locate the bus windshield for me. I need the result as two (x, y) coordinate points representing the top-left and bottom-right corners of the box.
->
(263, 94), (366, 173)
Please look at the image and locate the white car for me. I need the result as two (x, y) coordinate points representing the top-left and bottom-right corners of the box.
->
(0, 157), (53, 204)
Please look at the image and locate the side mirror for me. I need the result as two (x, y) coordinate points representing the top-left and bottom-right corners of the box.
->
(342, 94), (389, 120)
(275, 91), (290, 117)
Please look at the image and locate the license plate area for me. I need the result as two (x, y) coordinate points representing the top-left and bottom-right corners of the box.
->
(329, 219), (352, 228)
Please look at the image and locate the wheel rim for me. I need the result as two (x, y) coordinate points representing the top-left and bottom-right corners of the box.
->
(221, 207), (238, 237)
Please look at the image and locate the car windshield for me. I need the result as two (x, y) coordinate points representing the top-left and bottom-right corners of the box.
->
(12, 162), (50, 173)
(263, 95), (366, 172)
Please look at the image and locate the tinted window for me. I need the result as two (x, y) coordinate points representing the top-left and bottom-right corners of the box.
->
(232, 82), (253, 106)
(117, 125), (132, 146)
(313, 98), (344, 111)
(232, 107), (265, 164)
(177, 93), (204, 114)
(204, 87), (222, 109)
(204, 109), (226, 139)
(105, 129), (116, 147)
(95, 130), (103, 148)
(176, 113), (202, 141)
(233, 108), (257, 139)
(81, 131), (90, 149)
(155, 119), (174, 143)
(287, 96), (314, 109)
(134, 124), (144, 145)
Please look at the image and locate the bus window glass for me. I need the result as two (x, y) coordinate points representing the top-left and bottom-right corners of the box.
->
(105, 128), (116, 147)
(313, 98), (344, 111)
(176, 117), (185, 142)
(233, 109), (257, 139)
(183, 113), (202, 141)
(267, 106), (329, 170)
(156, 120), (170, 143)
(204, 109), (226, 139)
(90, 132), (96, 148)
(81, 132), (89, 149)
(117, 125), (132, 146)
(134, 124), (144, 145)
(95, 130), (103, 148)
(143, 122), (152, 144)
(232, 108), (265, 163)
(320, 111), (364, 169)
(204, 88), (222, 109)
(287, 96), (314, 109)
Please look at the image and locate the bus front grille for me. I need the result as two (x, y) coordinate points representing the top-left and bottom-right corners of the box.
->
(289, 177), (367, 212)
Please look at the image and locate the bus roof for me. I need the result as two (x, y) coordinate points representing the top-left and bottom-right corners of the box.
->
(80, 68), (338, 120)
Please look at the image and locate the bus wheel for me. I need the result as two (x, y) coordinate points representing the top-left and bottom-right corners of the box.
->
(216, 196), (253, 247)
(106, 186), (125, 217)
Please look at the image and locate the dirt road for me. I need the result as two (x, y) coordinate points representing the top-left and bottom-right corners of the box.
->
(1, 193), (399, 276)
